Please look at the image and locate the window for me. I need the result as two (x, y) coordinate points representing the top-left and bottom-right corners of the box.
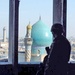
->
(18, 0), (53, 63)
(0, 0), (74, 75)
(0, 0), (9, 62)
(67, 0), (75, 63)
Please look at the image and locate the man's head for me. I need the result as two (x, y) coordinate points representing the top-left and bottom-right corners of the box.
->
(51, 23), (64, 37)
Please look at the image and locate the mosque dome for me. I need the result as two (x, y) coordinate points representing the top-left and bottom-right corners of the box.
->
(31, 18), (52, 46)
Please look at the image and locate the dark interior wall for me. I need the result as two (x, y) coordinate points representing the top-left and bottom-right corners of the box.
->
(18, 63), (75, 75)
(0, 64), (39, 75)
(0, 65), (12, 75)
(0, 63), (75, 75)
(68, 63), (75, 75)
(18, 64), (39, 75)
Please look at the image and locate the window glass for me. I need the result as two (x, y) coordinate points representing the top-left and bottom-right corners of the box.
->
(67, 0), (75, 63)
(18, 0), (53, 63)
(0, 0), (9, 62)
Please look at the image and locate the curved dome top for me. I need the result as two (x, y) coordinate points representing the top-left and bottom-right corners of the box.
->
(31, 19), (52, 46)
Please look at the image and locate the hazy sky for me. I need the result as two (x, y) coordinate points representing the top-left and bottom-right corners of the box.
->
(0, 0), (75, 38)
(67, 0), (75, 38)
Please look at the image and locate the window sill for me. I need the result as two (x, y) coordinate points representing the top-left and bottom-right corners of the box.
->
(18, 61), (41, 65)
(0, 62), (12, 65)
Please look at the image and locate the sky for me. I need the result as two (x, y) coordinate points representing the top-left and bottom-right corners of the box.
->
(0, 0), (75, 38)
(67, 0), (75, 38)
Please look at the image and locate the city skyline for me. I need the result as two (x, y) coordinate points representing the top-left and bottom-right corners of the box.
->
(0, 0), (75, 38)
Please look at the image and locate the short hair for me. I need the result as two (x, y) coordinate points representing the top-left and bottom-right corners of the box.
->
(51, 23), (64, 34)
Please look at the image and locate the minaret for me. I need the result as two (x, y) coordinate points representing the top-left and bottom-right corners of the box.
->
(3, 27), (6, 42)
(24, 22), (33, 62)
(39, 16), (41, 20)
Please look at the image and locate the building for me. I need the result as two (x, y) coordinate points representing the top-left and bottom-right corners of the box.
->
(24, 22), (33, 62)
(24, 18), (52, 62)
(31, 18), (52, 62)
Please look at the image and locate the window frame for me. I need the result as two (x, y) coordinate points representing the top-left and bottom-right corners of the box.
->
(53, 0), (67, 37)
(0, 0), (67, 65)
(0, 0), (71, 75)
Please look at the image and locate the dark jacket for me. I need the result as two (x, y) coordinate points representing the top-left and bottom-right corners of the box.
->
(44, 35), (71, 75)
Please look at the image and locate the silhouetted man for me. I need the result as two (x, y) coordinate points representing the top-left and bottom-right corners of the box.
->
(44, 23), (71, 75)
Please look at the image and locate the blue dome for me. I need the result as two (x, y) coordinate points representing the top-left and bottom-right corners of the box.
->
(31, 19), (52, 46)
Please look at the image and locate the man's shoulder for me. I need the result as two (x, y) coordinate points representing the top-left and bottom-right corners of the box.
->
(53, 36), (70, 45)
(58, 35), (70, 43)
